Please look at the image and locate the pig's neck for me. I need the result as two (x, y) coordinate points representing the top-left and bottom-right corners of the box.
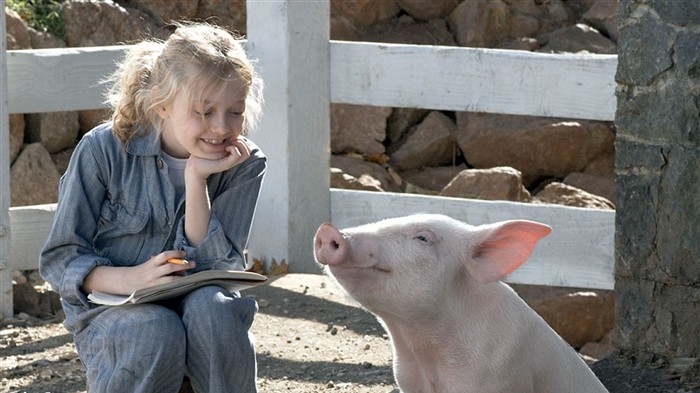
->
(378, 276), (532, 392)
(381, 279), (523, 348)
(380, 271), (524, 332)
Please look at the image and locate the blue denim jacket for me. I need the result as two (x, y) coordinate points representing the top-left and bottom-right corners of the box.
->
(39, 122), (266, 333)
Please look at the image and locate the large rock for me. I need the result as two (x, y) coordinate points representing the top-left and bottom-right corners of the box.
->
(396, 0), (460, 21)
(356, 15), (455, 46)
(331, 0), (400, 27)
(25, 111), (79, 154)
(455, 112), (615, 184)
(387, 108), (429, 145)
(28, 27), (66, 49)
(331, 154), (401, 192)
(535, 291), (616, 350)
(331, 104), (391, 157)
(400, 164), (466, 193)
(62, 0), (162, 47)
(5, 7), (31, 49)
(9, 114), (24, 164)
(536, 0), (577, 37)
(447, 0), (575, 49)
(196, 0), (247, 34)
(13, 281), (61, 318)
(563, 172), (615, 205)
(534, 182), (615, 209)
(512, 284), (616, 350)
(331, 0), (400, 40)
(10, 143), (61, 207)
(51, 147), (75, 176)
(79, 109), (111, 135)
(447, 0), (514, 48)
(581, 151), (615, 177)
(562, 152), (615, 203)
(583, 0), (618, 43)
(538, 23), (617, 54)
(440, 166), (532, 202)
(123, 0), (198, 25)
(118, 0), (246, 33)
(330, 168), (383, 192)
(389, 111), (456, 171)
(579, 334), (616, 363)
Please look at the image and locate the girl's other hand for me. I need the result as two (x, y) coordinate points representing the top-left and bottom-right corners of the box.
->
(186, 137), (251, 180)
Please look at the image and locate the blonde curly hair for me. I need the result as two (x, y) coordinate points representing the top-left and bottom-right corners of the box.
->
(105, 21), (264, 145)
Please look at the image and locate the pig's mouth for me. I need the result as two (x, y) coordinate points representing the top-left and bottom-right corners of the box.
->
(329, 262), (391, 274)
(325, 263), (392, 295)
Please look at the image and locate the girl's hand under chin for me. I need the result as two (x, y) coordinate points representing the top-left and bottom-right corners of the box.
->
(186, 137), (251, 179)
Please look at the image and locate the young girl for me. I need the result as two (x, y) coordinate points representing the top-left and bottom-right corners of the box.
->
(40, 22), (265, 393)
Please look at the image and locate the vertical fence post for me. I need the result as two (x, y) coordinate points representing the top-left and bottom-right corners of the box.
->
(1, 0), (15, 318)
(245, 0), (331, 272)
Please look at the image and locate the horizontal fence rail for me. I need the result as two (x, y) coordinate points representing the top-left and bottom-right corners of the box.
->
(330, 42), (617, 121)
(8, 204), (56, 271)
(7, 42), (618, 119)
(6, 46), (125, 113)
(7, 190), (616, 291)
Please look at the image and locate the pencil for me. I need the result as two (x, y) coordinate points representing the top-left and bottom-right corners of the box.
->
(167, 258), (189, 265)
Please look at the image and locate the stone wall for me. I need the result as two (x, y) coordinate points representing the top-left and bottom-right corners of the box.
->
(5, 0), (618, 209)
(615, 0), (700, 367)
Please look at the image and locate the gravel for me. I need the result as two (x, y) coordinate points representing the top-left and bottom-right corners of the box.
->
(1, 274), (696, 393)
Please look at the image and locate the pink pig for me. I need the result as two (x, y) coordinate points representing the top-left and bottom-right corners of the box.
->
(314, 214), (608, 393)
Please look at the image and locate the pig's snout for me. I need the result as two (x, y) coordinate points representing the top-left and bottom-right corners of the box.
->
(314, 223), (348, 266)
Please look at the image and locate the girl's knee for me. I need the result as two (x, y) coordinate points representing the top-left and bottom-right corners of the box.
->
(231, 296), (258, 330)
(103, 305), (186, 359)
(77, 305), (187, 392)
(181, 286), (258, 331)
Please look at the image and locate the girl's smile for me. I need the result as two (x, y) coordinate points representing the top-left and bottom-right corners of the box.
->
(202, 138), (226, 145)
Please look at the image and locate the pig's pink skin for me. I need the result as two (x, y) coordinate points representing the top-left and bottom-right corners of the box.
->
(313, 214), (609, 393)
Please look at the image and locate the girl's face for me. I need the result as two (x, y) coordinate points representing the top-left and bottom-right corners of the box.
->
(157, 77), (248, 160)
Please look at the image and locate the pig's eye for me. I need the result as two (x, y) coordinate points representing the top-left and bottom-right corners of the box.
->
(414, 234), (430, 243)
(413, 230), (434, 243)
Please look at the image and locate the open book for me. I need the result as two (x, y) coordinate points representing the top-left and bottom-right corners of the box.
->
(88, 270), (268, 306)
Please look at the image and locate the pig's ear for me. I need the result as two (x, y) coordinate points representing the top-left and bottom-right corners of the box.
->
(465, 220), (552, 284)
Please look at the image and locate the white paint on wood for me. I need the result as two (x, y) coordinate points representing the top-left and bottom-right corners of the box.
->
(8, 204), (56, 271)
(6, 43), (618, 120)
(7, 46), (125, 114)
(331, 42), (617, 121)
(1, 0), (15, 317)
(330, 189), (615, 290)
(246, 0), (331, 273)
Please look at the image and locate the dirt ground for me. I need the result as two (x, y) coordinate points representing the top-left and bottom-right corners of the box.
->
(1, 273), (697, 393)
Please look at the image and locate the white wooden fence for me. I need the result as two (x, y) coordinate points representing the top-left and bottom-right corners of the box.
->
(0, 0), (617, 318)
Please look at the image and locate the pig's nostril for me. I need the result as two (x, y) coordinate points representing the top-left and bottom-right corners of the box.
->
(331, 240), (340, 250)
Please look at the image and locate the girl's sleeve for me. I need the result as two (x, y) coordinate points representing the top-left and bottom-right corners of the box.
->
(39, 133), (111, 309)
(174, 149), (267, 272)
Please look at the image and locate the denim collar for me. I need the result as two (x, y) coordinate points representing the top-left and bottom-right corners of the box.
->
(126, 129), (162, 157)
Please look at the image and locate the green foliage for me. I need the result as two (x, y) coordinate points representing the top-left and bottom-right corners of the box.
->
(6, 0), (65, 38)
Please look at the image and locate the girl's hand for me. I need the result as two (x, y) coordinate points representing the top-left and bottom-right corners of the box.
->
(122, 251), (196, 293)
(82, 251), (196, 295)
(186, 138), (251, 180)
(181, 138), (250, 247)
